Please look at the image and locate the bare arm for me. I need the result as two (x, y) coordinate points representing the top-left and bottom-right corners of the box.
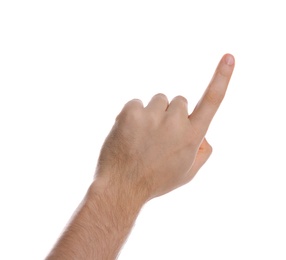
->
(46, 179), (147, 259)
(46, 54), (235, 259)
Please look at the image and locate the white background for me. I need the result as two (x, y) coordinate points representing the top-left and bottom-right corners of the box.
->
(0, 1), (285, 259)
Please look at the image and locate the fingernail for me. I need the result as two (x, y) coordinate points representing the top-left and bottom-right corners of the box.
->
(225, 54), (234, 66)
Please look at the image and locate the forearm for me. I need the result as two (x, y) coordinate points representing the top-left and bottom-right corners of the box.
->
(46, 176), (147, 260)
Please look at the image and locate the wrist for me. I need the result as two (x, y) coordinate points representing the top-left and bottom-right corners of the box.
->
(88, 172), (149, 214)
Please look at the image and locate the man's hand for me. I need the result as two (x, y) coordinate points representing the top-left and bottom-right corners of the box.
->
(46, 54), (235, 260)
(96, 54), (235, 200)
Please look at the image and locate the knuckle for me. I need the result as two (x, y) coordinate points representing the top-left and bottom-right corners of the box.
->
(117, 99), (143, 122)
(124, 99), (143, 112)
(154, 93), (168, 101)
(127, 98), (143, 107)
(175, 95), (188, 104)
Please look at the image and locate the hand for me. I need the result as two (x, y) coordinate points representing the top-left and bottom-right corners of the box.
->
(95, 54), (235, 201)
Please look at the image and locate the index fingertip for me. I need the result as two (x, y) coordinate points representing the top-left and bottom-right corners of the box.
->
(224, 53), (235, 66)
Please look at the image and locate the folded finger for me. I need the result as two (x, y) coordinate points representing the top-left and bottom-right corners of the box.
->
(145, 93), (169, 113)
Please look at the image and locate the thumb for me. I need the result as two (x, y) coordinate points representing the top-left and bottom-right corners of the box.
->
(187, 138), (213, 182)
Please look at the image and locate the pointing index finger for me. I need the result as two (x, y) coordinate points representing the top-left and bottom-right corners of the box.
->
(189, 54), (235, 137)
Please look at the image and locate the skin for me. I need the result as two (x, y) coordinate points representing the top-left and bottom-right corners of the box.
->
(46, 54), (235, 259)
